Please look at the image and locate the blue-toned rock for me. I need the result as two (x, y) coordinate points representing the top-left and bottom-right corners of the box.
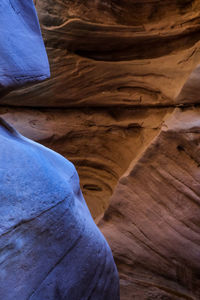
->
(0, 0), (50, 90)
(0, 118), (119, 300)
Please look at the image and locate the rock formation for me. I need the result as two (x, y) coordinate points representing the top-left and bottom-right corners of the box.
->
(100, 108), (200, 299)
(0, 106), (170, 219)
(2, 0), (200, 107)
(0, 118), (119, 299)
(0, 2), (119, 299)
(0, 0), (49, 90)
(1, 0), (200, 299)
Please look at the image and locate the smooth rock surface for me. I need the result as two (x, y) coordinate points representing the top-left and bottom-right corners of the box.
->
(0, 118), (119, 299)
(0, 0), (50, 91)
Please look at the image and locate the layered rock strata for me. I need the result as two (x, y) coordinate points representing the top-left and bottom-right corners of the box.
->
(100, 108), (200, 299)
(0, 106), (170, 219)
(2, 0), (200, 107)
(1, 0), (200, 299)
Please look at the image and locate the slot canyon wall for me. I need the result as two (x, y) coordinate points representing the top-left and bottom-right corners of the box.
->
(2, 0), (200, 299)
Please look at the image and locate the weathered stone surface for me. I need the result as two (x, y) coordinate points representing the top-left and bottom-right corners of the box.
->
(176, 63), (200, 105)
(100, 108), (200, 299)
(0, 118), (119, 299)
(0, 0), (50, 91)
(1, 1), (200, 299)
(2, 0), (200, 107)
(0, 106), (171, 220)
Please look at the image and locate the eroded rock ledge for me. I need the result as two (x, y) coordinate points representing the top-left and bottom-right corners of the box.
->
(2, 0), (200, 108)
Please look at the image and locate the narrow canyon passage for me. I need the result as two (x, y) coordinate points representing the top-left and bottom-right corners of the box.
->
(1, 0), (200, 299)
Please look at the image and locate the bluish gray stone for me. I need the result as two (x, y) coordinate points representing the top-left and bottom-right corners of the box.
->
(0, 0), (50, 90)
(0, 118), (120, 300)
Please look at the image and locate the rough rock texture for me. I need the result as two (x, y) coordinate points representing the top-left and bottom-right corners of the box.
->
(2, 0), (200, 107)
(100, 108), (200, 299)
(0, 106), (170, 219)
(0, 118), (119, 299)
(1, 0), (200, 299)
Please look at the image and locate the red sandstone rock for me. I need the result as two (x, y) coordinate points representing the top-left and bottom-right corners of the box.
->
(0, 106), (170, 219)
(1, 0), (200, 107)
(100, 108), (200, 299)
(1, 1), (200, 299)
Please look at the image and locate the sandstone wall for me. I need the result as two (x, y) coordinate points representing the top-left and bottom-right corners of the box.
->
(2, 1), (200, 298)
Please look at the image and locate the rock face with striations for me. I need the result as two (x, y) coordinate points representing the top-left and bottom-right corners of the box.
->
(0, 2), (119, 299)
(2, 0), (200, 221)
(1, 0), (200, 299)
(2, 0), (200, 107)
(0, 118), (119, 299)
(100, 108), (200, 299)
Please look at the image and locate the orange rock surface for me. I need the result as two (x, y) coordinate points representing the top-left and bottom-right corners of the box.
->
(1, 1), (200, 299)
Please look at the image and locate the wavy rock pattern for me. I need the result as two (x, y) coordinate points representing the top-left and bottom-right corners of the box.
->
(100, 108), (200, 299)
(0, 106), (170, 219)
(1, 0), (200, 299)
(0, 118), (119, 299)
(2, 0), (200, 107)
